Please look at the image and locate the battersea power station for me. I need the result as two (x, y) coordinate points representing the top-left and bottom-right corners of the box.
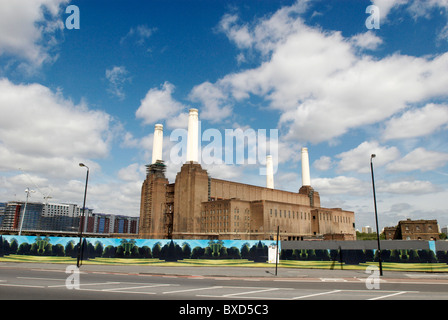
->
(139, 109), (356, 241)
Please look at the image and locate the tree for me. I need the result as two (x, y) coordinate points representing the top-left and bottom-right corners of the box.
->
(315, 249), (330, 261)
(390, 249), (400, 263)
(17, 242), (31, 255)
(53, 244), (65, 256)
(191, 246), (205, 259)
(252, 241), (267, 263)
(164, 240), (178, 262)
(219, 246), (228, 259)
(436, 250), (448, 264)
(307, 249), (317, 261)
(409, 250), (420, 263)
(102, 245), (116, 258)
(9, 239), (18, 255)
(139, 246), (152, 258)
(182, 243), (192, 259)
(227, 247), (241, 259)
(240, 243), (250, 259)
(65, 240), (76, 258)
(0, 236), (3, 257)
(365, 249), (375, 262)
(204, 246), (213, 258)
(152, 242), (162, 258)
(115, 245), (124, 258)
(94, 241), (104, 258)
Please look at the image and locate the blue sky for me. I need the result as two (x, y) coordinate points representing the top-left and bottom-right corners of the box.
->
(1, 0), (448, 232)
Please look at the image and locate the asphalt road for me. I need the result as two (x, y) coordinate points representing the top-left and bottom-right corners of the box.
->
(1, 262), (448, 302)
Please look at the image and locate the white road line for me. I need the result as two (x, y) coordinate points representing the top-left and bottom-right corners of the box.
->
(163, 286), (223, 295)
(48, 282), (121, 288)
(223, 288), (279, 297)
(0, 283), (45, 288)
(320, 278), (347, 282)
(368, 291), (407, 300)
(292, 290), (342, 300)
(18, 277), (64, 281)
(102, 283), (171, 292)
(78, 288), (156, 295)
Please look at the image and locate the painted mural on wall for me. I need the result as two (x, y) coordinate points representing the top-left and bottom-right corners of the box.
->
(280, 248), (440, 264)
(0, 235), (276, 262)
(1, 235), (447, 267)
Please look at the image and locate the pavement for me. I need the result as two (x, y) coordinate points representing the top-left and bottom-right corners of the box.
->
(2, 261), (448, 281)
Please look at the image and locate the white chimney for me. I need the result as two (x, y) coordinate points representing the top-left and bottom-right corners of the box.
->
(152, 124), (163, 164)
(301, 147), (311, 186)
(186, 108), (199, 163)
(266, 155), (274, 189)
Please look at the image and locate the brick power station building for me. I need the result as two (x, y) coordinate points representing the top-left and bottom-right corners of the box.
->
(139, 109), (355, 241)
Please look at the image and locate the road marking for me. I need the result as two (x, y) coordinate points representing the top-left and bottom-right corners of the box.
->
(103, 283), (171, 291)
(163, 286), (223, 295)
(320, 278), (347, 282)
(0, 283), (45, 288)
(292, 290), (342, 300)
(223, 288), (279, 297)
(406, 274), (448, 278)
(18, 277), (64, 281)
(368, 291), (407, 300)
(48, 281), (121, 288)
(78, 288), (156, 295)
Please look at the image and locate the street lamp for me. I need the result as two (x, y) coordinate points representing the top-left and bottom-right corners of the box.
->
(18, 188), (35, 236)
(77, 163), (89, 268)
(370, 154), (383, 276)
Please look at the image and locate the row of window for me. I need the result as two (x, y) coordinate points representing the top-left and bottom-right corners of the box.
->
(269, 208), (352, 224)
(202, 208), (352, 225)
(269, 208), (311, 220)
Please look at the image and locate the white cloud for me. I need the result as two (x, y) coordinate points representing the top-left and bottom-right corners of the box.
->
(189, 81), (232, 122)
(117, 163), (146, 182)
(0, 78), (113, 178)
(378, 179), (440, 194)
(136, 81), (187, 127)
(336, 141), (400, 173)
(382, 103), (448, 140)
(371, 0), (408, 20)
(218, 0), (310, 57)
(0, 78), (145, 215)
(313, 156), (332, 171)
(387, 147), (448, 172)
(0, 0), (68, 69)
(120, 25), (156, 46)
(105, 66), (131, 100)
(372, 0), (448, 40)
(312, 176), (369, 195)
(350, 31), (383, 50)
(209, 2), (448, 145)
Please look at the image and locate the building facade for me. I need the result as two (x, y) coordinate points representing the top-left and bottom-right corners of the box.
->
(139, 109), (356, 241)
(384, 219), (440, 240)
(139, 162), (356, 241)
(0, 201), (139, 236)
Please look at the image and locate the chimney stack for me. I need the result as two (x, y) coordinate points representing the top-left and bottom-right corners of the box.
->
(186, 108), (199, 163)
(152, 124), (163, 164)
(266, 155), (274, 189)
(301, 147), (311, 186)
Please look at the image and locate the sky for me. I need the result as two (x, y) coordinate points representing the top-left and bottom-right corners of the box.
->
(1, 0), (448, 232)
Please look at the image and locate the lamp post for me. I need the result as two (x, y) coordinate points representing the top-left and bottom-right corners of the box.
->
(18, 188), (35, 236)
(370, 154), (383, 276)
(77, 163), (89, 268)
